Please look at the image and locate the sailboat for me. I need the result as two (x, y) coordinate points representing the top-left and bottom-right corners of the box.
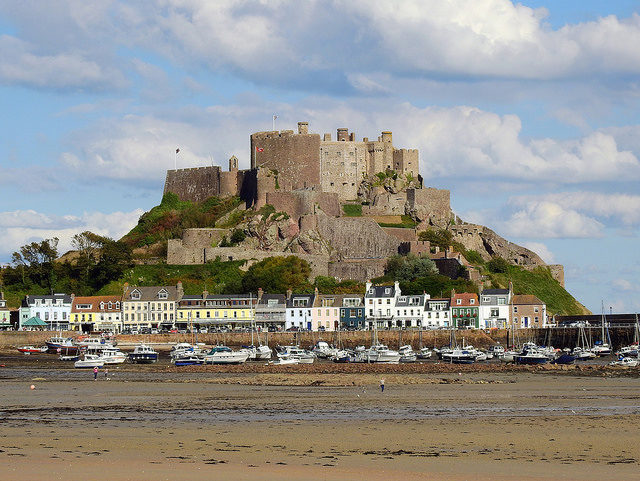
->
(242, 293), (272, 360)
(573, 324), (596, 360)
(615, 314), (639, 358)
(591, 302), (612, 356)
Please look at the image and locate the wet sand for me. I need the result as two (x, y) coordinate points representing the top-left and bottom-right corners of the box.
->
(1, 357), (640, 480)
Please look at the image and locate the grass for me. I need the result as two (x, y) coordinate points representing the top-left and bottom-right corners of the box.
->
(378, 215), (418, 229)
(486, 265), (589, 316)
(342, 204), (362, 217)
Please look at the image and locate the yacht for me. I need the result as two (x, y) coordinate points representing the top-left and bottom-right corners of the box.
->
(128, 344), (159, 364)
(205, 346), (250, 364)
(416, 347), (432, 359)
(172, 354), (205, 366)
(609, 357), (639, 367)
(45, 336), (80, 353)
(74, 354), (105, 368)
(99, 347), (127, 364)
(276, 346), (315, 364)
(441, 348), (476, 364)
(242, 344), (272, 361)
(398, 345), (417, 363)
(356, 344), (401, 364)
(312, 341), (338, 359)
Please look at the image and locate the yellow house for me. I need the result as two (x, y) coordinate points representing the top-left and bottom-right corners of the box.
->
(177, 293), (256, 330)
(70, 295), (122, 332)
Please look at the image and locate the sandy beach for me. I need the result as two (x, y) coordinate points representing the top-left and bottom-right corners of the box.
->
(1, 352), (639, 481)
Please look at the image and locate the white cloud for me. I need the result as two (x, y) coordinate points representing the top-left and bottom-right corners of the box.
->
(0, 34), (125, 90)
(510, 192), (640, 227)
(0, 209), (144, 261)
(501, 201), (604, 238)
(5, 1), (640, 93)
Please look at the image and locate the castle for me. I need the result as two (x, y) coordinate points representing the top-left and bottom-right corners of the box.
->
(164, 122), (560, 284)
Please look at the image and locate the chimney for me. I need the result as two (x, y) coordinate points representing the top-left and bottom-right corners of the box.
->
(286, 288), (292, 300)
(258, 288), (263, 299)
(176, 281), (184, 299)
(314, 287), (319, 296)
(202, 290), (208, 300)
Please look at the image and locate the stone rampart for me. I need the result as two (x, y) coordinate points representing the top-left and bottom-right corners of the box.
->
(182, 228), (229, 248)
(316, 213), (400, 259)
(163, 166), (221, 203)
(382, 227), (419, 242)
(407, 187), (451, 227)
(328, 259), (387, 281)
(266, 190), (341, 220)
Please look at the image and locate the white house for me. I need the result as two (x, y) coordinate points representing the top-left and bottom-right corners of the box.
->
(19, 294), (73, 330)
(394, 293), (429, 329)
(424, 297), (451, 329)
(479, 286), (512, 329)
(365, 281), (401, 329)
(285, 292), (315, 331)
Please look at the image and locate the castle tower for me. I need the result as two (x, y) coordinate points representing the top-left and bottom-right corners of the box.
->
(298, 122), (309, 135)
(228, 155), (239, 172)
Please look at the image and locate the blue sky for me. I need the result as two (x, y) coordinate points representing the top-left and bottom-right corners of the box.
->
(1, 0), (639, 314)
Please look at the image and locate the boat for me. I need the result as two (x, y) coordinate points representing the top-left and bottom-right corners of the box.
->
(128, 344), (158, 364)
(172, 354), (205, 366)
(76, 336), (113, 349)
(276, 345), (315, 363)
(592, 302), (613, 356)
(488, 345), (505, 357)
(204, 346), (250, 364)
(551, 353), (576, 365)
(268, 355), (299, 365)
(331, 349), (355, 363)
(312, 341), (338, 359)
(45, 336), (80, 353)
(16, 346), (48, 354)
(573, 346), (596, 361)
(398, 345), (417, 363)
(514, 349), (549, 365)
(242, 344), (272, 361)
(441, 348), (476, 364)
(74, 354), (105, 368)
(99, 347), (127, 364)
(59, 353), (80, 361)
(609, 357), (639, 367)
(417, 347), (432, 359)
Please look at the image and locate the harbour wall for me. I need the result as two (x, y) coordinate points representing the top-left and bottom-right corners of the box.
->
(1, 328), (636, 351)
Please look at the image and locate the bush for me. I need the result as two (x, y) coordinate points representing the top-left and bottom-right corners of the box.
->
(487, 257), (510, 273)
(342, 204), (362, 217)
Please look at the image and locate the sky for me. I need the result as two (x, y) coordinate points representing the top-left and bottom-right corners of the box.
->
(1, 0), (639, 314)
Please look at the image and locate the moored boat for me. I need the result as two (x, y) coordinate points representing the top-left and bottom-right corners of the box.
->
(74, 354), (105, 368)
(17, 345), (48, 354)
(205, 346), (250, 364)
(128, 344), (158, 364)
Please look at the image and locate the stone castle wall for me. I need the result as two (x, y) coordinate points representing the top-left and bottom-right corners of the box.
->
(316, 214), (401, 259)
(266, 190), (341, 220)
(163, 166), (221, 203)
(408, 188), (451, 227)
(328, 259), (387, 281)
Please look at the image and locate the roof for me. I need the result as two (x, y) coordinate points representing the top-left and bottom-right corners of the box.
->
(72, 296), (122, 313)
(511, 294), (544, 305)
(23, 317), (47, 326)
(481, 289), (510, 295)
(22, 294), (72, 307)
(257, 293), (286, 305)
(313, 294), (346, 308)
(123, 285), (181, 302)
(366, 285), (396, 298)
(286, 293), (315, 308)
(452, 292), (478, 306)
(395, 294), (427, 307)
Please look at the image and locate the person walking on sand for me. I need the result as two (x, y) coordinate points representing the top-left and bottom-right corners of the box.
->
(93, 366), (98, 381)
(380, 378), (385, 393)
(105, 368), (109, 380)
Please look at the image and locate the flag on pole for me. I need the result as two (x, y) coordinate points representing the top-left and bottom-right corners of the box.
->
(176, 148), (180, 154)
(256, 147), (264, 152)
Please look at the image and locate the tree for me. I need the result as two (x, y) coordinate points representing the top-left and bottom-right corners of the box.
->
(242, 256), (311, 293)
(385, 254), (438, 282)
(11, 237), (59, 290)
(487, 257), (510, 273)
(418, 229), (453, 251)
(90, 239), (133, 289)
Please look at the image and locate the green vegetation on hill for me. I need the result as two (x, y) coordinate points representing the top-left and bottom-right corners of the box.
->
(342, 203), (362, 217)
(122, 192), (241, 248)
(486, 264), (587, 316)
(377, 215), (418, 229)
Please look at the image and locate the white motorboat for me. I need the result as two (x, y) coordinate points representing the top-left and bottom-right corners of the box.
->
(355, 344), (401, 364)
(609, 357), (639, 367)
(277, 346), (315, 364)
(268, 355), (300, 365)
(74, 354), (105, 368)
(616, 345), (639, 358)
(312, 341), (338, 359)
(591, 343), (612, 356)
(417, 347), (432, 359)
(242, 344), (272, 360)
(573, 347), (596, 360)
(205, 346), (250, 364)
(441, 348), (476, 364)
(488, 345), (505, 357)
(398, 345), (417, 363)
(99, 347), (127, 364)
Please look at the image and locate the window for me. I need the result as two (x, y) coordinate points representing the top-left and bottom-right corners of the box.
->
(457, 299), (462, 305)
(534, 307), (539, 313)
(470, 299), (475, 305)
(158, 290), (168, 300)
(131, 290), (141, 300)
(497, 298), (506, 305)
(514, 306), (518, 313)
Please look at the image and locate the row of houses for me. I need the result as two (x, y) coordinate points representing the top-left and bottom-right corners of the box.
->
(10, 280), (547, 333)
